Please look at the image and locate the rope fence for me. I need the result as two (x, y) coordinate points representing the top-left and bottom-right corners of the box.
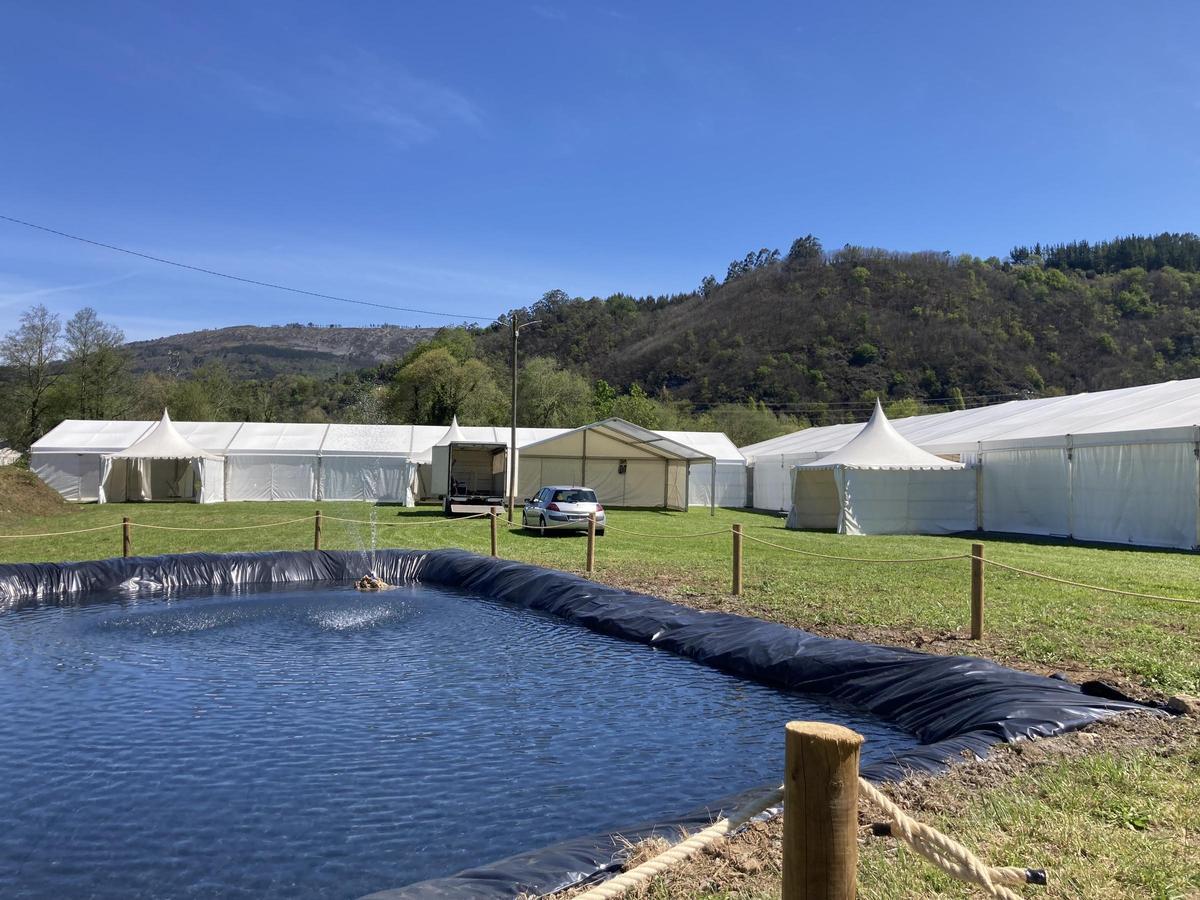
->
(740, 531), (970, 564)
(0, 509), (1195, 614)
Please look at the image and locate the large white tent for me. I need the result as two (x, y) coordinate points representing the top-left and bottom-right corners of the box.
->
(32, 418), (747, 509)
(99, 411), (225, 504)
(742, 378), (1200, 549)
(786, 401), (975, 535)
(517, 418), (715, 511)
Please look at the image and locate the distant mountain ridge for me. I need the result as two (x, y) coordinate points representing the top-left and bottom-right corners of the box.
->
(125, 323), (439, 379)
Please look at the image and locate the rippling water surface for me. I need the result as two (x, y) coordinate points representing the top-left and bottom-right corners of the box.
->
(0, 583), (918, 899)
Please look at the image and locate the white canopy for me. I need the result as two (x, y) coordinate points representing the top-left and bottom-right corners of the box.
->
(799, 401), (963, 470)
(109, 411), (220, 461)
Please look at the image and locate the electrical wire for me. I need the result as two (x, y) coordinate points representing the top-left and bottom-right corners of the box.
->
(0, 213), (491, 321)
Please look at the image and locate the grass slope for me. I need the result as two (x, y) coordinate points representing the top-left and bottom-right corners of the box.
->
(0, 467), (75, 520)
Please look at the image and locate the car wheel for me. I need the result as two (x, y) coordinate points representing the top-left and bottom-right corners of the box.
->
(521, 511), (530, 530)
(539, 515), (547, 534)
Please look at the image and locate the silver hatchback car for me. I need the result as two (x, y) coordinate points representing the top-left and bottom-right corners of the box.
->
(523, 486), (606, 535)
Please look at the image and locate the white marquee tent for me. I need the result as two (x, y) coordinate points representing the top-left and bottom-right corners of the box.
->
(786, 401), (975, 535)
(742, 378), (1200, 549)
(98, 411), (225, 504)
(32, 417), (747, 509)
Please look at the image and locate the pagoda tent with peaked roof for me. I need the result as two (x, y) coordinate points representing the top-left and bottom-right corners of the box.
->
(787, 401), (976, 535)
(99, 411), (226, 503)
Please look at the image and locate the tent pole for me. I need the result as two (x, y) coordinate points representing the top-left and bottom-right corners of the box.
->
(710, 458), (716, 516)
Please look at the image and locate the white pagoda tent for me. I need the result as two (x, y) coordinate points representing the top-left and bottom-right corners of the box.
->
(787, 401), (975, 535)
(99, 411), (225, 503)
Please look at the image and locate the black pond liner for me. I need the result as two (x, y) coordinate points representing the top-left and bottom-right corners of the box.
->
(0, 548), (1145, 899)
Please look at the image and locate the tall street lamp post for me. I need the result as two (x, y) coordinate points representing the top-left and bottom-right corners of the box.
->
(508, 315), (539, 522)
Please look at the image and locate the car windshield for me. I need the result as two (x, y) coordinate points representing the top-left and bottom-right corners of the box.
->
(552, 489), (596, 504)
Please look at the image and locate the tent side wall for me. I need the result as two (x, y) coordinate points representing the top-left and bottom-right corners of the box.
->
(686, 461), (747, 508)
(225, 454), (318, 501)
(839, 468), (978, 536)
(319, 455), (414, 504)
(1069, 440), (1198, 548)
(32, 452), (102, 502)
(980, 448), (1070, 536)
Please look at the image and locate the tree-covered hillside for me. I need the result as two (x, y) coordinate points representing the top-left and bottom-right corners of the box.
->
(473, 234), (1200, 423)
(5, 232), (1200, 451)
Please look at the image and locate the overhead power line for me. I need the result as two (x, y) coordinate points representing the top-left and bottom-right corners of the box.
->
(0, 213), (491, 321)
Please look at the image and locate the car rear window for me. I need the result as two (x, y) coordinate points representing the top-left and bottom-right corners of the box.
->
(553, 489), (597, 503)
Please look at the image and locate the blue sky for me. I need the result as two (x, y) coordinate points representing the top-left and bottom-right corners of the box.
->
(2, 1), (1198, 340)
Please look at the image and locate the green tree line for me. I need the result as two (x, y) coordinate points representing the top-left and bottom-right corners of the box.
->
(6, 230), (1200, 454)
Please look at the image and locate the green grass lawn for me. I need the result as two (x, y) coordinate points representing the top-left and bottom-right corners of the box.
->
(3, 501), (1197, 693)
(3, 499), (1197, 898)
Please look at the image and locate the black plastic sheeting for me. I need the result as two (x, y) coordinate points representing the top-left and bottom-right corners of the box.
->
(0, 548), (1144, 899)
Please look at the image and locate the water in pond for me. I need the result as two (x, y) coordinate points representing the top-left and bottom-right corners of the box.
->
(0, 584), (919, 899)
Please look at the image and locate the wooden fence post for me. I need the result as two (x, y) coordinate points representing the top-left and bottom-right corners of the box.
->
(490, 506), (499, 558)
(586, 512), (596, 573)
(783, 721), (863, 900)
(970, 542), (985, 640)
(122, 516), (131, 558)
(314, 509), (322, 551)
(732, 523), (743, 595)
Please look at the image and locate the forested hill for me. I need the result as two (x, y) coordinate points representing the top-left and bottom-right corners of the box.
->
(7, 231), (1199, 453)
(126, 323), (439, 379)
(473, 234), (1200, 422)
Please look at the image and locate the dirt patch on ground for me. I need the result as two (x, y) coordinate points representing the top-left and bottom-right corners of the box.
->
(553, 712), (1198, 899)
(0, 468), (73, 521)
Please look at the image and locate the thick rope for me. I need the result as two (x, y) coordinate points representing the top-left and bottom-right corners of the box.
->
(131, 515), (316, 532)
(0, 522), (125, 538)
(858, 777), (1028, 900)
(982, 558), (1200, 606)
(573, 786), (783, 900)
(575, 780), (1037, 900)
(740, 531), (969, 564)
(602, 524), (729, 539)
(320, 512), (489, 527)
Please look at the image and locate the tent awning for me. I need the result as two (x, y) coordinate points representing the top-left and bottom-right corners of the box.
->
(106, 410), (222, 461)
(798, 401), (964, 471)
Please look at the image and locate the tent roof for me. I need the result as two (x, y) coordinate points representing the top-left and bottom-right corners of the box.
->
(741, 377), (1200, 461)
(520, 418), (715, 461)
(108, 411), (220, 461)
(797, 401), (963, 470)
(32, 417), (740, 463)
(654, 430), (744, 463)
(322, 424), (443, 456)
(32, 419), (155, 453)
(435, 416), (465, 447)
(226, 422), (330, 454)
